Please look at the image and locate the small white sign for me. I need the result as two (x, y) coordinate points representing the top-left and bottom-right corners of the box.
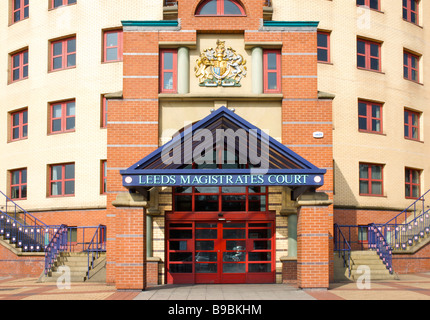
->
(313, 132), (324, 139)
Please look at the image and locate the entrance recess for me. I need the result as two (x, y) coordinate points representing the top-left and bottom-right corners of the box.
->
(167, 221), (275, 284)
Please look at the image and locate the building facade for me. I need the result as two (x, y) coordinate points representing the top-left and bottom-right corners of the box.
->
(0, 0), (429, 290)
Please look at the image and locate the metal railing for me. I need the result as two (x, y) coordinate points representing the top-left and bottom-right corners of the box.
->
(334, 224), (352, 277)
(86, 225), (107, 278)
(368, 224), (393, 274)
(44, 225), (68, 275)
(164, 0), (177, 6)
(0, 190), (47, 228)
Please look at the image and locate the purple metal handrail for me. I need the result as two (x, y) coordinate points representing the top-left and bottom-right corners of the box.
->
(378, 189), (430, 251)
(44, 225), (68, 275)
(164, 0), (177, 6)
(86, 225), (107, 278)
(368, 224), (393, 274)
(0, 190), (47, 228)
(334, 224), (352, 277)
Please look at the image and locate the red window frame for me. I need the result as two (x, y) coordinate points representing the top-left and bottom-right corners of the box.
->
(403, 51), (419, 82)
(101, 160), (107, 194)
(160, 49), (178, 93)
(358, 100), (383, 134)
(404, 109), (420, 141)
(356, 0), (380, 11)
(10, 109), (28, 141)
(49, 100), (75, 134)
(50, 37), (76, 71)
(173, 186), (268, 213)
(103, 30), (123, 63)
(359, 163), (384, 196)
(405, 168), (420, 199)
(51, 0), (77, 9)
(263, 50), (281, 93)
(10, 49), (29, 83)
(10, 168), (27, 200)
(317, 31), (330, 63)
(403, 0), (419, 24)
(357, 39), (381, 72)
(49, 163), (75, 197)
(12, 0), (29, 23)
(195, 0), (245, 16)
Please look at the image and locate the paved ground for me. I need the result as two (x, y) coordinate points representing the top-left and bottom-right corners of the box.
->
(1, 273), (430, 300)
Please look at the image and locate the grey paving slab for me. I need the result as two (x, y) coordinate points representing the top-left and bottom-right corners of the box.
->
(134, 284), (315, 300)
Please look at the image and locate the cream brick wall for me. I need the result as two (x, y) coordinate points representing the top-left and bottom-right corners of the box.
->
(0, 1), (163, 211)
(274, 0), (430, 210)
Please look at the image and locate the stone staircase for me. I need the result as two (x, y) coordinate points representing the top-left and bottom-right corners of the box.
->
(334, 250), (398, 282)
(39, 252), (106, 283)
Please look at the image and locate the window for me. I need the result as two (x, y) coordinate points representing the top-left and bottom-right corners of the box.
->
(359, 163), (383, 196)
(403, 0), (419, 24)
(195, 0), (245, 16)
(160, 49), (177, 93)
(10, 49), (28, 82)
(52, 0), (76, 9)
(358, 101), (382, 134)
(50, 37), (76, 71)
(263, 50), (281, 93)
(403, 51), (419, 82)
(10, 109), (28, 141)
(12, 0), (29, 23)
(101, 160), (107, 194)
(357, 0), (380, 11)
(49, 163), (75, 197)
(10, 168), (27, 200)
(173, 186), (268, 212)
(405, 168), (420, 199)
(317, 31), (330, 63)
(50, 100), (75, 134)
(103, 30), (123, 63)
(404, 109), (420, 141)
(357, 39), (381, 71)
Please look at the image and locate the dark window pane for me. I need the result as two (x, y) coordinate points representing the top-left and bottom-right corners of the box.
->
(253, 240), (271, 250)
(196, 252), (217, 262)
(223, 229), (246, 239)
(169, 229), (192, 239)
(67, 53), (76, 67)
(170, 252), (192, 262)
(223, 251), (245, 262)
(196, 229), (217, 239)
(224, 0), (242, 14)
(106, 48), (117, 61)
(249, 229), (271, 239)
(199, 0), (217, 14)
(318, 49), (328, 62)
(223, 263), (245, 273)
(195, 195), (219, 211)
(248, 263), (271, 272)
(195, 263), (217, 273)
(249, 252), (271, 261)
(170, 241), (187, 250)
(65, 181), (74, 195)
(226, 240), (246, 250)
(52, 119), (62, 132)
(267, 53), (277, 70)
(267, 72), (277, 90)
(195, 241), (214, 251)
(357, 55), (366, 68)
(169, 264), (192, 273)
(53, 57), (62, 70)
(67, 39), (76, 53)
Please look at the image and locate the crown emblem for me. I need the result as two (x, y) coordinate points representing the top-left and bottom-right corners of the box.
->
(194, 39), (247, 87)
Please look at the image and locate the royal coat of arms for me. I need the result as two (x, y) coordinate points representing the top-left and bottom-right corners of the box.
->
(194, 40), (247, 87)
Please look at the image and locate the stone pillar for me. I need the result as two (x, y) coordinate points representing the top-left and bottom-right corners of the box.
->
(177, 47), (189, 94)
(287, 214), (298, 257)
(251, 46), (263, 94)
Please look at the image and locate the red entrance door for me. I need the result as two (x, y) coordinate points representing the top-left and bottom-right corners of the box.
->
(167, 221), (275, 284)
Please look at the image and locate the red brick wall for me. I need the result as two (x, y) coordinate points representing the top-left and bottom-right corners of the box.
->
(0, 245), (44, 277)
(393, 246), (430, 274)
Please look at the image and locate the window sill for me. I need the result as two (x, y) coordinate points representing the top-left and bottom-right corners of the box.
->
(48, 66), (76, 74)
(357, 67), (384, 75)
(358, 130), (385, 136)
(48, 130), (76, 136)
(359, 194), (386, 198)
(318, 61), (333, 65)
(404, 137), (424, 143)
(8, 77), (29, 85)
(8, 137), (28, 144)
(403, 78), (423, 86)
(402, 19), (423, 29)
(159, 93), (284, 101)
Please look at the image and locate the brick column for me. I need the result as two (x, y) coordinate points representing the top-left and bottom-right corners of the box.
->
(296, 193), (333, 289)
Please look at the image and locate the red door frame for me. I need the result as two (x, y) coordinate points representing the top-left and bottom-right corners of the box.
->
(165, 218), (276, 284)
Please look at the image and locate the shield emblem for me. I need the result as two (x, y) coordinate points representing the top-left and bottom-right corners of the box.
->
(211, 60), (230, 80)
